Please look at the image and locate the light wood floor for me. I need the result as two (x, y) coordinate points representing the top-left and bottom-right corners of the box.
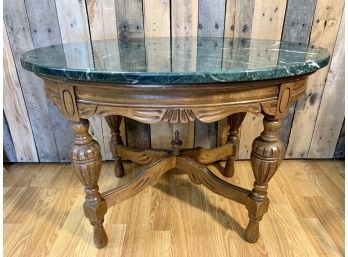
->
(4, 160), (344, 257)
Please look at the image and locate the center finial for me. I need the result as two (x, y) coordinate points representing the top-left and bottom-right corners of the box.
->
(171, 130), (183, 155)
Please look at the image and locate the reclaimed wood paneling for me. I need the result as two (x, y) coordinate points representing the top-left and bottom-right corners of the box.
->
(238, 0), (288, 159)
(3, 114), (17, 162)
(3, 0), (345, 161)
(4, 0), (59, 162)
(308, 13), (345, 158)
(144, 0), (173, 149)
(25, 0), (73, 162)
(286, 0), (345, 158)
(3, 27), (38, 162)
(171, 0), (198, 37)
(334, 121), (345, 158)
(86, 0), (126, 160)
(195, 0), (226, 148)
(279, 0), (316, 146)
(218, 0), (255, 148)
(114, 0), (151, 150)
(55, 0), (109, 160)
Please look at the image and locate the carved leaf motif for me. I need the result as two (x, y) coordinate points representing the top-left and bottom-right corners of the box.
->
(162, 109), (195, 123)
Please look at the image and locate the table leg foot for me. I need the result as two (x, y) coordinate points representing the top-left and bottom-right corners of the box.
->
(70, 119), (108, 248)
(245, 218), (260, 243)
(92, 221), (108, 248)
(222, 112), (246, 177)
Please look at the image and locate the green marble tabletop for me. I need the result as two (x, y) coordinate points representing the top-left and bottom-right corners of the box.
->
(20, 37), (330, 85)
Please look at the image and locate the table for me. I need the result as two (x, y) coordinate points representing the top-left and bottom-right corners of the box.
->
(21, 37), (329, 248)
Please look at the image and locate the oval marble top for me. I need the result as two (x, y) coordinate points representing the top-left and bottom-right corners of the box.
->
(21, 37), (330, 85)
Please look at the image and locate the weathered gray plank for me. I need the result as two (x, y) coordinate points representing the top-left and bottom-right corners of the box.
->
(195, 37), (224, 148)
(308, 13), (345, 158)
(286, 0), (345, 158)
(4, 0), (59, 161)
(194, 121), (218, 148)
(279, 0), (316, 147)
(3, 114), (17, 162)
(114, 0), (150, 148)
(197, 0), (226, 37)
(334, 121), (345, 158)
(25, 0), (73, 162)
(115, 0), (144, 39)
(195, 1), (226, 148)
(125, 119), (151, 150)
(235, 0), (255, 37)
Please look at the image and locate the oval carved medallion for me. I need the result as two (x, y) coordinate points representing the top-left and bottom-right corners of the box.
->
(63, 90), (75, 116)
(279, 87), (291, 114)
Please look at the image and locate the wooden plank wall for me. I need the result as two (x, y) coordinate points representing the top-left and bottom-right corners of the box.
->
(3, 0), (345, 162)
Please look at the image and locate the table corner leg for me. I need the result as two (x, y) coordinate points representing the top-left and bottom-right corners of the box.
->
(70, 118), (108, 248)
(244, 115), (284, 243)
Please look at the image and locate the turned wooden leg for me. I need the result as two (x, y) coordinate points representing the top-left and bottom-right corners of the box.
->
(223, 112), (246, 177)
(244, 115), (284, 243)
(105, 115), (125, 177)
(70, 119), (108, 248)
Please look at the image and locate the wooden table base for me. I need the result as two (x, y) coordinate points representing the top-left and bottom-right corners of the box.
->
(69, 113), (284, 249)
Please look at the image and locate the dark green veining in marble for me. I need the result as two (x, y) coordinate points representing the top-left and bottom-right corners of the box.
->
(20, 37), (330, 85)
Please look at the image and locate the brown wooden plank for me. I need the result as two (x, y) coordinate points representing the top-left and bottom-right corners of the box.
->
(308, 14), (345, 158)
(286, 0), (345, 158)
(4, 0), (59, 161)
(279, 0), (317, 147)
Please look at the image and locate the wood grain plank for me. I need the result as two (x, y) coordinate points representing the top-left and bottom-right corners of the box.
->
(278, 0), (317, 147)
(25, 0), (74, 162)
(239, 0), (287, 159)
(3, 114), (17, 162)
(301, 218), (342, 257)
(114, 0), (145, 39)
(171, 0), (199, 37)
(143, 0), (170, 37)
(198, 0), (226, 37)
(143, 1), (174, 149)
(195, 0), (227, 148)
(3, 24), (38, 162)
(334, 121), (345, 158)
(286, 0), (345, 158)
(218, 0), (255, 147)
(4, 0), (60, 162)
(86, 0), (125, 160)
(86, 0), (118, 40)
(308, 13), (345, 158)
(114, 0), (150, 150)
(55, 0), (108, 159)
